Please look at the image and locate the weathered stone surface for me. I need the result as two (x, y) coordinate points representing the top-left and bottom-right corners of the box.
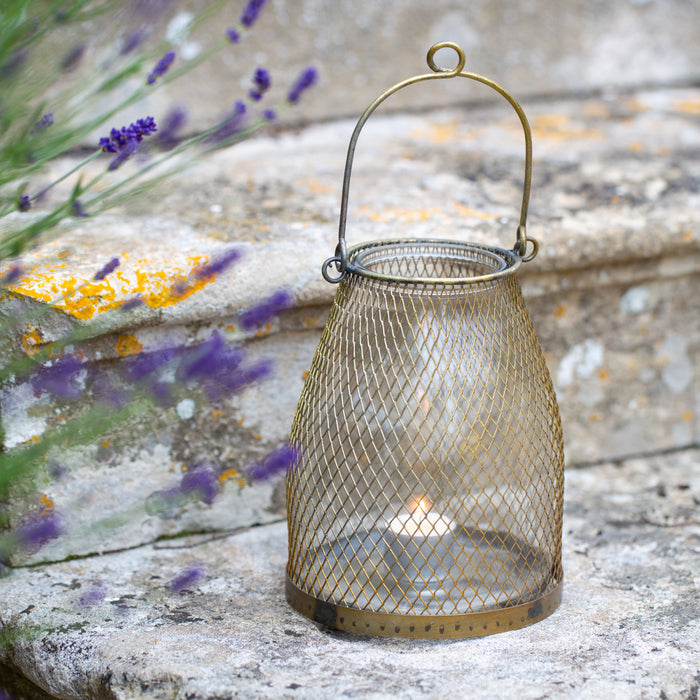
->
(55, 1), (700, 128)
(0, 448), (698, 699)
(1, 87), (699, 563)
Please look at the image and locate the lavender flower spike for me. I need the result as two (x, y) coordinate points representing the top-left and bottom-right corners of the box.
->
(240, 0), (267, 28)
(100, 118), (157, 170)
(94, 257), (120, 281)
(73, 199), (88, 217)
(2, 265), (24, 285)
(226, 28), (240, 43)
(30, 113), (54, 135)
(194, 247), (241, 281)
(287, 67), (318, 104)
(78, 581), (106, 608)
(17, 194), (30, 212)
(239, 289), (293, 330)
(16, 510), (64, 552)
(179, 462), (219, 505)
(248, 444), (299, 481)
(31, 354), (86, 400)
(169, 563), (207, 595)
(249, 67), (271, 101)
(147, 50), (176, 85)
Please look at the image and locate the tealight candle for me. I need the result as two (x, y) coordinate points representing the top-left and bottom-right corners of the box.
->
(386, 498), (455, 588)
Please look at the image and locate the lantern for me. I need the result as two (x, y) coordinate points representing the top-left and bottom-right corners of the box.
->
(286, 42), (564, 638)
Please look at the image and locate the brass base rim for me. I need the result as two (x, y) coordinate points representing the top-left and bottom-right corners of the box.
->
(285, 576), (563, 639)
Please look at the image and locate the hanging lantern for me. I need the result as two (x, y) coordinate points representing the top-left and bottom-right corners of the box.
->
(286, 42), (564, 638)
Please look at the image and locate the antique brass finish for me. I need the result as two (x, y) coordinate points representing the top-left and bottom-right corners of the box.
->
(286, 42), (564, 638)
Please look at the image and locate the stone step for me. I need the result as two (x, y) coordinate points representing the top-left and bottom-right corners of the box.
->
(1, 86), (699, 564)
(0, 447), (698, 699)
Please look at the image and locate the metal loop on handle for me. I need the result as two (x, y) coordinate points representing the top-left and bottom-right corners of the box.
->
(426, 41), (466, 74)
(326, 41), (537, 283)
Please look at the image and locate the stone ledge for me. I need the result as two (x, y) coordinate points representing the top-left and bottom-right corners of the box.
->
(0, 447), (698, 699)
(1, 87), (698, 563)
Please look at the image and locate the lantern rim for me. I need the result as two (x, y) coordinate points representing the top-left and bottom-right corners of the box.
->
(345, 238), (522, 286)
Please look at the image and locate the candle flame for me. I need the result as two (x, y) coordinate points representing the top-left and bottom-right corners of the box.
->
(409, 496), (431, 516)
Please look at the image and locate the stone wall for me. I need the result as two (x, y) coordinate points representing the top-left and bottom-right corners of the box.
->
(52, 1), (700, 131)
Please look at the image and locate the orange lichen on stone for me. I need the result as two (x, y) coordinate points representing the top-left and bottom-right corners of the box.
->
(40, 494), (54, 508)
(20, 328), (44, 357)
(299, 177), (334, 194)
(2, 254), (215, 320)
(365, 206), (443, 223)
(115, 334), (143, 357)
(410, 119), (462, 144)
(532, 114), (602, 141)
(452, 202), (497, 220)
(218, 468), (240, 483)
(553, 304), (567, 319)
(674, 98), (700, 115)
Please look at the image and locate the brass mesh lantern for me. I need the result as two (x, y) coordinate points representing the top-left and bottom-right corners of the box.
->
(286, 42), (564, 638)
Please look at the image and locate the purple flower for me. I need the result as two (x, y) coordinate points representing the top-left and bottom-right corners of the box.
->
(209, 101), (247, 145)
(108, 141), (137, 170)
(239, 289), (293, 330)
(263, 108), (276, 121)
(178, 333), (242, 382)
(194, 248), (241, 281)
(78, 581), (106, 608)
(121, 29), (146, 55)
(94, 257), (120, 281)
(61, 44), (85, 71)
(205, 358), (272, 402)
(169, 563), (206, 595)
(147, 50), (176, 85)
(240, 0), (267, 27)
(120, 296), (144, 312)
(49, 462), (68, 481)
(31, 354), (85, 400)
(100, 117), (158, 153)
(226, 28), (240, 43)
(149, 379), (174, 407)
(100, 117), (157, 170)
(248, 444), (299, 481)
(73, 199), (88, 217)
(249, 67), (271, 101)
(17, 194), (31, 212)
(158, 106), (187, 149)
(30, 113), (54, 135)
(2, 265), (24, 285)
(91, 371), (132, 408)
(180, 462), (219, 505)
(123, 347), (179, 382)
(16, 510), (64, 552)
(1, 49), (28, 78)
(287, 67), (318, 104)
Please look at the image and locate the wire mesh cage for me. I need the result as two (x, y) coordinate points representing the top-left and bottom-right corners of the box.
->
(286, 42), (564, 638)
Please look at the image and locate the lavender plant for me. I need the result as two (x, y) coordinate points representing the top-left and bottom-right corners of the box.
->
(0, 0), (314, 583)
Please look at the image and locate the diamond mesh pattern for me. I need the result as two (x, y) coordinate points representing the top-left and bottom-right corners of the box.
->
(287, 240), (564, 618)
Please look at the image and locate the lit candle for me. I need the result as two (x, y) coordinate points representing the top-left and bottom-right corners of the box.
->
(387, 498), (455, 588)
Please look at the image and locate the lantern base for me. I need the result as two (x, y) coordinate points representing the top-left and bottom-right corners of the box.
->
(285, 577), (562, 639)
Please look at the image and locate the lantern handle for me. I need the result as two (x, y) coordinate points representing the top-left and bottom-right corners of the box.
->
(322, 41), (537, 284)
